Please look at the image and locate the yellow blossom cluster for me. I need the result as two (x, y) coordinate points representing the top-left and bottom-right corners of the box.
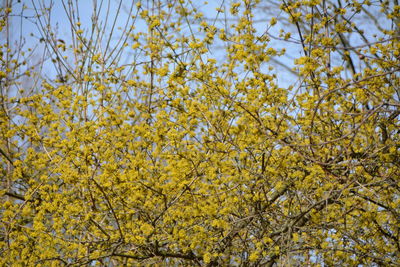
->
(0, 0), (399, 266)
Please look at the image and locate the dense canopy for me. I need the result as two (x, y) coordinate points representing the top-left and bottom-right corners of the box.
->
(1, 0), (399, 266)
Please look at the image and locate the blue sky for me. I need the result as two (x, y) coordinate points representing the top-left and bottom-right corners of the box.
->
(7, 0), (392, 92)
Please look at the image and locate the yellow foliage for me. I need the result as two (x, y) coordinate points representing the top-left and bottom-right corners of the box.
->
(0, 0), (399, 266)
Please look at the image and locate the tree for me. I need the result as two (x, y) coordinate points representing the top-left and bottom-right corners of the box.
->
(1, 0), (399, 265)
